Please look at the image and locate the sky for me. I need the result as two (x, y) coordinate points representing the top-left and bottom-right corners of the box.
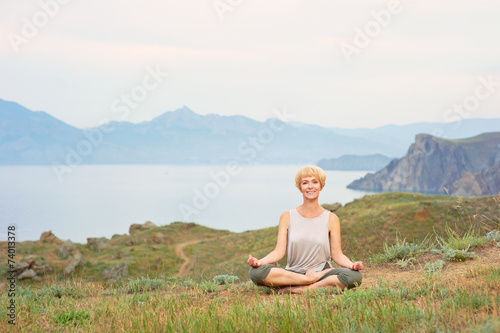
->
(0, 0), (499, 129)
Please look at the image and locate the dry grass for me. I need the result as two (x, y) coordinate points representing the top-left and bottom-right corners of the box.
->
(1, 193), (499, 332)
(1, 243), (499, 332)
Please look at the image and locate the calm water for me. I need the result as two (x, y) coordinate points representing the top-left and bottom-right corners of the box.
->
(0, 165), (373, 243)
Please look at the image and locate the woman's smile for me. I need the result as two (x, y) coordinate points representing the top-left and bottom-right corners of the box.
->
(301, 176), (322, 198)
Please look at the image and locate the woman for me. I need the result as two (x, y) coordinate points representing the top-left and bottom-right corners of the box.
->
(247, 165), (363, 293)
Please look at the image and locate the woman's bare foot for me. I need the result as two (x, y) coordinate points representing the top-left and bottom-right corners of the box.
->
(304, 269), (320, 282)
(303, 269), (325, 284)
(304, 268), (334, 284)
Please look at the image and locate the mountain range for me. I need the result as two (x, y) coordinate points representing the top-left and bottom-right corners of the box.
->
(1, 98), (500, 166)
(318, 154), (394, 171)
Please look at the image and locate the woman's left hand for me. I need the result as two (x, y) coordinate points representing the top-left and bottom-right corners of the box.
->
(247, 255), (263, 268)
(350, 261), (364, 271)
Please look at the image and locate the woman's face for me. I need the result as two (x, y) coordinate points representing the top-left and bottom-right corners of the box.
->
(300, 176), (322, 200)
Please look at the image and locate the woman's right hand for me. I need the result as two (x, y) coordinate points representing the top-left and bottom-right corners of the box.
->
(247, 255), (262, 267)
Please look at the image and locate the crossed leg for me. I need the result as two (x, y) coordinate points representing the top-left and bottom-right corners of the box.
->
(278, 274), (345, 294)
(262, 267), (332, 287)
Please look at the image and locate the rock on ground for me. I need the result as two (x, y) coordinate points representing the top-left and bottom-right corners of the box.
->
(13, 255), (52, 280)
(87, 237), (110, 251)
(152, 232), (166, 244)
(18, 269), (37, 280)
(129, 221), (157, 234)
(102, 263), (128, 282)
(58, 240), (77, 259)
(40, 230), (63, 245)
(64, 250), (85, 276)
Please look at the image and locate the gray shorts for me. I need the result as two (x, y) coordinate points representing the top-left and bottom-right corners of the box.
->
(248, 264), (362, 289)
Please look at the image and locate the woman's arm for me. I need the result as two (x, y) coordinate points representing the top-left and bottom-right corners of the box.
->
(247, 211), (289, 267)
(329, 213), (363, 271)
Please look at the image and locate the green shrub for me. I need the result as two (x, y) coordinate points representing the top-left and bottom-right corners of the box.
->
(470, 318), (500, 333)
(125, 276), (165, 293)
(436, 225), (485, 251)
(373, 235), (431, 263)
(183, 279), (197, 288)
(396, 257), (417, 270)
(433, 224), (483, 261)
(17, 285), (34, 298)
(199, 280), (218, 293)
(54, 310), (90, 326)
(213, 274), (239, 285)
(165, 276), (181, 282)
(423, 260), (445, 276)
(485, 230), (500, 242)
(132, 292), (151, 304)
(37, 283), (84, 298)
(442, 248), (476, 262)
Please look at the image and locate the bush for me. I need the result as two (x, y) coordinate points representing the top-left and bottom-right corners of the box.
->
(396, 257), (417, 270)
(165, 276), (181, 282)
(433, 225), (482, 261)
(125, 276), (165, 293)
(213, 274), (239, 285)
(436, 225), (485, 251)
(183, 279), (197, 288)
(423, 260), (445, 276)
(485, 230), (500, 242)
(54, 310), (90, 326)
(442, 248), (476, 262)
(17, 285), (34, 298)
(37, 283), (84, 298)
(373, 235), (431, 263)
(199, 280), (218, 293)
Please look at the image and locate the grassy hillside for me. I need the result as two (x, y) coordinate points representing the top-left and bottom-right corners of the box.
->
(1, 193), (498, 284)
(1, 242), (499, 332)
(337, 192), (499, 258)
(0, 192), (499, 331)
(0, 222), (231, 285)
(182, 192), (499, 280)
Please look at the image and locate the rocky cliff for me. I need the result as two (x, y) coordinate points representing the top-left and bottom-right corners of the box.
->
(347, 132), (500, 196)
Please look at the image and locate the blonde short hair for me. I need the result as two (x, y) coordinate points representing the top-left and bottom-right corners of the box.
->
(295, 165), (326, 191)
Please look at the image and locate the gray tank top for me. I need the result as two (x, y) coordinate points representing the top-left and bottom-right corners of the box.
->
(285, 208), (332, 273)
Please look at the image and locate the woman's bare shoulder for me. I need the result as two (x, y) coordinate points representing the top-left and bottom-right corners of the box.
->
(280, 210), (291, 218)
(328, 211), (339, 219)
(278, 210), (290, 227)
(328, 212), (340, 225)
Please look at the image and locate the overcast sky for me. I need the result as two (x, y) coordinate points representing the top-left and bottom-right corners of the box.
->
(0, 0), (499, 129)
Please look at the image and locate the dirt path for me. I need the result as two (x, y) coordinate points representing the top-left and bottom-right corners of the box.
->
(174, 234), (235, 277)
(174, 239), (206, 277)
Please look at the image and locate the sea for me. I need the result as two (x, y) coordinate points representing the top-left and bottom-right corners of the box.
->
(0, 164), (374, 244)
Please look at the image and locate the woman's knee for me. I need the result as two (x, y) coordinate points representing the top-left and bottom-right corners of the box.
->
(249, 264), (274, 286)
(338, 269), (362, 289)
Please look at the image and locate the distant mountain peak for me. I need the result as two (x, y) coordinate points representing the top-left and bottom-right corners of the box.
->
(175, 105), (195, 114)
(2, 98), (500, 168)
(149, 105), (200, 125)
